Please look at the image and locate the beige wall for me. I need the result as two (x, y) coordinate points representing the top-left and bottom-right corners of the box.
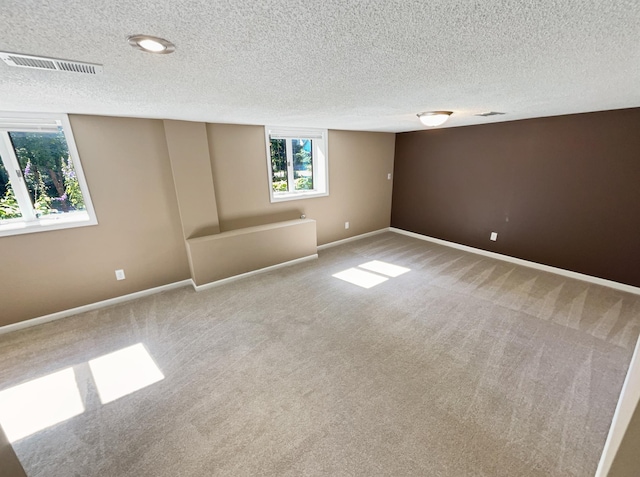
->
(1, 118), (394, 327)
(207, 124), (395, 245)
(164, 120), (220, 239)
(187, 219), (317, 285)
(0, 115), (190, 326)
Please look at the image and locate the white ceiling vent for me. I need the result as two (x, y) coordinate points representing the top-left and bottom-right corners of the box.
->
(475, 111), (506, 117)
(0, 52), (103, 75)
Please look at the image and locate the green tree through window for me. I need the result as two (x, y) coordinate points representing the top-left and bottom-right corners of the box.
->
(292, 139), (313, 190)
(265, 126), (328, 202)
(270, 138), (288, 191)
(0, 113), (96, 236)
(4, 131), (85, 217)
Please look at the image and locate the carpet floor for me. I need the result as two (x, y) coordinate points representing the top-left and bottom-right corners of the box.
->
(1, 232), (639, 477)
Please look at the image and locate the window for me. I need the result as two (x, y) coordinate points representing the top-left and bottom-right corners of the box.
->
(0, 112), (97, 237)
(265, 126), (328, 202)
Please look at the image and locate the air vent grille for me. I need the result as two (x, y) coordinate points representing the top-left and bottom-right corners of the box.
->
(475, 111), (506, 117)
(57, 61), (98, 74)
(0, 52), (103, 75)
(9, 55), (57, 70)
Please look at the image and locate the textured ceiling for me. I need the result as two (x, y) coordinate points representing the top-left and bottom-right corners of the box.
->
(0, 0), (638, 132)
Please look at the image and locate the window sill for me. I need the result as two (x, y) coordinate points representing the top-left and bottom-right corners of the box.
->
(0, 211), (97, 237)
(270, 190), (329, 203)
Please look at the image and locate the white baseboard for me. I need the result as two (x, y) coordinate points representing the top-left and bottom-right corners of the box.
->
(3, 225), (637, 473)
(595, 334), (640, 476)
(0, 279), (193, 336)
(192, 254), (318, 292)
(0, 252), (321, 335)
(317, 228), (390, 251)
(1, 253), (321, 334)
(390, 228), (640, 296)
(390, 227), (640, 476)
(6, 229), (637, 334)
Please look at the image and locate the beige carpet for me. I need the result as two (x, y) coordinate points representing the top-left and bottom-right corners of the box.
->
(1, 232), (639, 477)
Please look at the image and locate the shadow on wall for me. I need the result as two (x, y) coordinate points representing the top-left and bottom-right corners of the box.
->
(219, 209), (304, 232)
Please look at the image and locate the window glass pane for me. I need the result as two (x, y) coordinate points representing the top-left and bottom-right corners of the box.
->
(8, 131), (87, 218)
(270, 138), (288, 192)
(0, 160), (22, 220)
(292, 138), (313, 190)
(265, 126), (327, 203)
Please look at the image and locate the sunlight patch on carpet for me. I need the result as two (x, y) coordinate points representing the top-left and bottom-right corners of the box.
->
(0, 368), (84, 442)
(333, 267), (389, 289)
(89, 343), (164, 405)
(358, 260), (410, 278)
(333, 260), (410, 289)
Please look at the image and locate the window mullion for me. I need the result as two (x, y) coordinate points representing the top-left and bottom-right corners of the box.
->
(285, 138), (294, 192)
(311, 140), (317, 190)
(0, 132), (37, 221)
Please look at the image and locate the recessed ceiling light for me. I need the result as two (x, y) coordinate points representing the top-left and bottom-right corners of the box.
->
(127, 35), (175, 54)
(417, 111), (453, 127)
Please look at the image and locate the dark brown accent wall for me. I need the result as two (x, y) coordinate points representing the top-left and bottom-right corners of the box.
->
(391, 108), (640, 288)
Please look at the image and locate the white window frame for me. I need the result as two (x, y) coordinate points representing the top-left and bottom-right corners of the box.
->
(265, 126), (329, 202)
(0, 112), (97, 237)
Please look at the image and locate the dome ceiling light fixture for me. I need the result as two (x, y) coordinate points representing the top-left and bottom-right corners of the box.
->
(127, 35), (175, 54)
(417, 111), (453, 127)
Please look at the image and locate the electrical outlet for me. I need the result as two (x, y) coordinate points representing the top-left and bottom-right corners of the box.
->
(115, 269), (126, 280)
(490, 232), (498, 241)
(387, 173), (392, 180)
(345, 221), (350, 230)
